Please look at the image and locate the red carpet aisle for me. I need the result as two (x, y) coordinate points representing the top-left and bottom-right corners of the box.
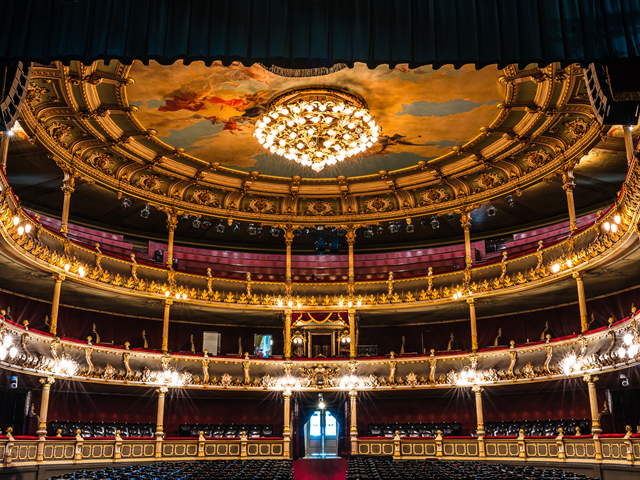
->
(293, 458), (348, 480)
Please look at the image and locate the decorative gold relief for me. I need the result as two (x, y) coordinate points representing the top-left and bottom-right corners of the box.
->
(364, 196), (393, 213)
(419, 188), (450, 205)
(305, 200), (334, 216)
(245, 197), (275, 214)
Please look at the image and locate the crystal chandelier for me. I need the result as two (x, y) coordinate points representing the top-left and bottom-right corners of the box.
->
(253, 87), (380, 172)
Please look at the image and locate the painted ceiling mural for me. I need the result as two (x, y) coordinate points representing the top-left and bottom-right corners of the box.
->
(127, 61), (505, 178)
(17, 60), (603, 223)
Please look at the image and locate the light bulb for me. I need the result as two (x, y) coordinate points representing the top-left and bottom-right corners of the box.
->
(182, 293), (187, 300)
(614, 214), (621, 225)
(78, 267), (85, 277)
(165, 291), (170, 297)
(348, 301), (352, 308)
(175, 293), (180, 299)
(25, 224), (31, 233)
(347, 337), (351, 343)
(629, 344), (638, 357)
(9, 346), (17, 358)
(17, 226), (24, 235)
(453, 293), (458, 300)
(12, 217), (19, 226)
(319, 401), (325, 409)
(552, 263), (560, 273)
(603, 222), (610, 231)
(288, 300), (293, 308)
(618, 346), (626, 358)
(339, 300), (344, 307)
(624, 333), (633, 345)
(566, 259), (572, 267)
(611, 224), (617, 233)
(0, 346), (6, 360)
(64, 263), (70, 272)
(357, 300), (362, 307)
(2, 335), (11, 347)
(277, 300), (283, 307)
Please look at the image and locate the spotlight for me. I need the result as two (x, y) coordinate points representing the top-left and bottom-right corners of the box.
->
(181, 215), (191, 223)
(192, 217), (202, 228)
(396, 223), (403, 233)
(257, 226), (263, 238)
(293, 228), (302, 237)
(505, 195), (514, 207)
(316, 225), (324, 232)
(389, 223), (398, 234)
(487, 205), (497, 216)
(232, 222), (240, 232)
(216, 221), (225, 233)
(248, 224), (257, 235)
(420, 218), (427, 228)
(121, 198), (132, 210)
(446, 213), (454, 221)
(406, 224), (414, 233)
(376, 225), (383, 235)
(336, 228), (347, 236)
(172, 258), (179, 269)
(140, 205), (151, 219)
(364, 226), (373, 238)
(271, 227), (280, 237)
(153, 250), (163, 262)
(430, 217), (440, 229)
(201, 218), (211, 229)
(303, 227), (311, 237)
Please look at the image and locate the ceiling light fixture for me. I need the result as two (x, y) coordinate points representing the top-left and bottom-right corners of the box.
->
(253, 87), (380, 172)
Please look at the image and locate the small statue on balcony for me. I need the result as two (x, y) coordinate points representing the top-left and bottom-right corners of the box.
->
(499, 251), (508, 282)
(130, 253), (138, 282)
(388, 271), (394, 296)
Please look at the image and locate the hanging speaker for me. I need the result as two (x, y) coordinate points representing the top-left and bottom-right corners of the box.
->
(584, 62), (640, 126)
(1, 61), (31, 132)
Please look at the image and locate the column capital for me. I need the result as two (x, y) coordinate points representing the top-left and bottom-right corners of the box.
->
(460, 212), (472, 230)
(348, 308), (356, 316)
(163, 299), (173, 307)
(39, 377), (56, 387)
(166, 214), (178, 232)
(349, 389), (358, 398)
(573, 271), (586, 280)
(282, 391), (292, 400)
(52, 273), (65, 282)
(583, 374), (599, 384)
(283, 227), (295, 245)
(471, 385), (483, 394)
(60, 183), (75, 195)
(345, 225), (359, 245)
(467, 298), (476, 306)
(156, 386), (168, 395)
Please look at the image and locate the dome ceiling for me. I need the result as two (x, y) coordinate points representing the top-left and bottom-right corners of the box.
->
(18, 60), (604, 226)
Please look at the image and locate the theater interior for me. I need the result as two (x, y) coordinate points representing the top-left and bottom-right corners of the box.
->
(1, 1), (640, 479)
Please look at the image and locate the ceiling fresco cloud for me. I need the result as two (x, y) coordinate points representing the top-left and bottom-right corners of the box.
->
(127, 61), (505, 178)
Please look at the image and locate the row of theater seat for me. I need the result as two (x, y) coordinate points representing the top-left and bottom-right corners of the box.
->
(473, 418), (591, 437)
(49, 459), (293, 480)
(366, 422), (462, 437)
(346, 457), (596, 480)
(48, 421), (155, 438)
(179, 423), (275, 438)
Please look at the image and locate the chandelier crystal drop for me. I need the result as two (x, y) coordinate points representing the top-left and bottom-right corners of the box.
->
(253, 87), (380, 172)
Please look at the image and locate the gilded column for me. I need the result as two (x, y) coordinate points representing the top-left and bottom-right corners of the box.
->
(50, 274), (65, 336)
(624, 125), (634, 166)
(284, 228), (294, 297)
(349, 308), (357, 359)
(36, 377), (56, 461)
(166, 213), (178, 267)
(155, 386), (168, 458)
(574, 272), (588, 332)
(60, 176), (75, 235)
(284, 309), (292, 360)
(468, 298), (478, 352)
(0, 132), (9, 170)
(346, 226), (357, 297)
(460, 210), (473, 268)
(562, 169), (577, 231)
(283, 391), (291, 459)
(473, 386), (486, 458)
(583, 375), (602, 435)
(162, 300), (172, 353)
(349, 390), (358, 455)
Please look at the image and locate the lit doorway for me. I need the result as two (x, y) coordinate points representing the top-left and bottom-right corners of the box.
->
(304, 398), (339, 457)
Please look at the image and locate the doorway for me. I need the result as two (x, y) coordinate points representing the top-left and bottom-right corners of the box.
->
(304, 409), (339, 457)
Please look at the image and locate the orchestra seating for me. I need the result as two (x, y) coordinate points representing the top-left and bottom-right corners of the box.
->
(48, 459), (293, 480)
(474, 418), (591, 437)
(179, 423), (275, 437)
(366, 422), (462, 437)
(48, 421), (155, 438)
(346, 457), (596, 480)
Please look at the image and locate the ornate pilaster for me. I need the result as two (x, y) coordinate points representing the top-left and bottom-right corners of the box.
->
(161, 300), (172, 353)
(468, 298), (478, 352)
(283, 227), (294, 297)
(472, 385), (485, 458)
(59, 177), (75, 235)
(284, 309), (292, 360)
(562, 168), (577, 231)
(283, 391), (292, 459)
(573, 272), (588, 332)
(36, 377), (56, 461)
(349, 390), (358, 455)
(165, 213), (178, 267)
(583, 375), (602, 435)
(348, 308), (357, 359)
(50, 274), (65, 335)
(155, 386), (168, 458)
(346, 226), (357, 297)
(460, 209), (473, 268)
